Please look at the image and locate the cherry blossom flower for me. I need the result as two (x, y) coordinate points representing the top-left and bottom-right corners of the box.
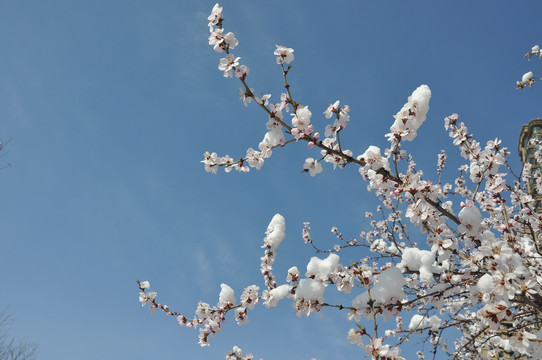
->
(274, 45), (294, 64)
(207, 3), (223, 31)
(234, 65), (249, 79)
(359, 145), (390, 171)
(138, 280), (150, 290)
(303, 157), (322, 176)
(238, 87), (253, 106)
(225, 346), (253, 360)
(389, 85), (431, 141)
(218, 54), (240, 78)
(254, 93), (271, 106)
(324, 100), (340, 119)
(140, 5), (542, 358)
(208, 29), (237, 53)
(245, 148), (264, 170)
(240, 285), (259, 310)
(291, 105), (312, 130)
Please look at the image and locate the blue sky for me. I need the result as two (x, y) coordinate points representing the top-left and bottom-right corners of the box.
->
(1, 1), (541, 359)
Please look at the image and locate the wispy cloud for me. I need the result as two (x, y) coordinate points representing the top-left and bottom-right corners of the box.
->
(194, 246), (214, 296)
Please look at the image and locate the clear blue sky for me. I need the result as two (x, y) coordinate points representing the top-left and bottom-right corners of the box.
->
(1, 1), (541, 359)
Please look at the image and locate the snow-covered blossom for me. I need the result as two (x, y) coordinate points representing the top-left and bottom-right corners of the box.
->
(142, 6), (542, 359)
(517, 68), (537, 88)
(263, 214), (286, 250)
(295, 278), (325, 304)
(458, 202), (482, 237)
(139, 281), (150, 290)
(474, 273), (494, 297)
(523, 71), (534, 84)
(408, 314), (442, 331)
(306, 253), (340, 279)
(218, 283), (236, 306)
(262, 127), (285, 149)
(389, 85), (432, 141)
(352, 267), (407, 310)
(398, 247), (437, 284)
(262, 284), (291, 308)
(286, 266), (300, 283)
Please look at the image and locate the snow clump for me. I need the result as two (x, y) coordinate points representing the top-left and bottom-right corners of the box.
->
(352, 267), (407, 309)
(264, 214), (286, 250)
(389, 84), (432, 141)
(306, 253), (340, 279)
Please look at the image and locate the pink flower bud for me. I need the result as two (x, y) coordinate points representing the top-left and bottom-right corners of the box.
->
(308, 142), (314, 149)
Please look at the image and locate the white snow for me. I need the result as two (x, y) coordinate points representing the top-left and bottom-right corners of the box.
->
(409, 314), (442, 331)
(352, 267), (407, 309)
(522, 71), (534, 83)
(264, 214), (286, 250)
(306, 253), (340, 278)
(475, 273), (494, 294)
(262, 128), (284, 147)
(390, 85), (432, 141)
(458, 204), (482, 236)
(263, 284), (291, 308)
(219, 283), (236, 304)
(295, 278), (326, 303)
(398, 247), (436, 284)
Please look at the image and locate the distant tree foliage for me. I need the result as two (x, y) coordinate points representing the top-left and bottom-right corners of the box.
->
(0, 310), (37, 360)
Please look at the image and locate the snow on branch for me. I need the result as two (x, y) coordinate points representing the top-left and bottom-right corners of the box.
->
(137, 4), (542, 359)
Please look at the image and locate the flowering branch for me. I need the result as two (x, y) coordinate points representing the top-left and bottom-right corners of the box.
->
(137, 4), (542, 359)
(517, 45), (542, 89)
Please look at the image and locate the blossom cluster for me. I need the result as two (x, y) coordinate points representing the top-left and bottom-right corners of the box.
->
(517, 45), (541, 89)
(202, 4), (364, 178)
(138, 4), (542, 359)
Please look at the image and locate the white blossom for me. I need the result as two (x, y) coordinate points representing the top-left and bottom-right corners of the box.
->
(274, 45), (294, 64)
